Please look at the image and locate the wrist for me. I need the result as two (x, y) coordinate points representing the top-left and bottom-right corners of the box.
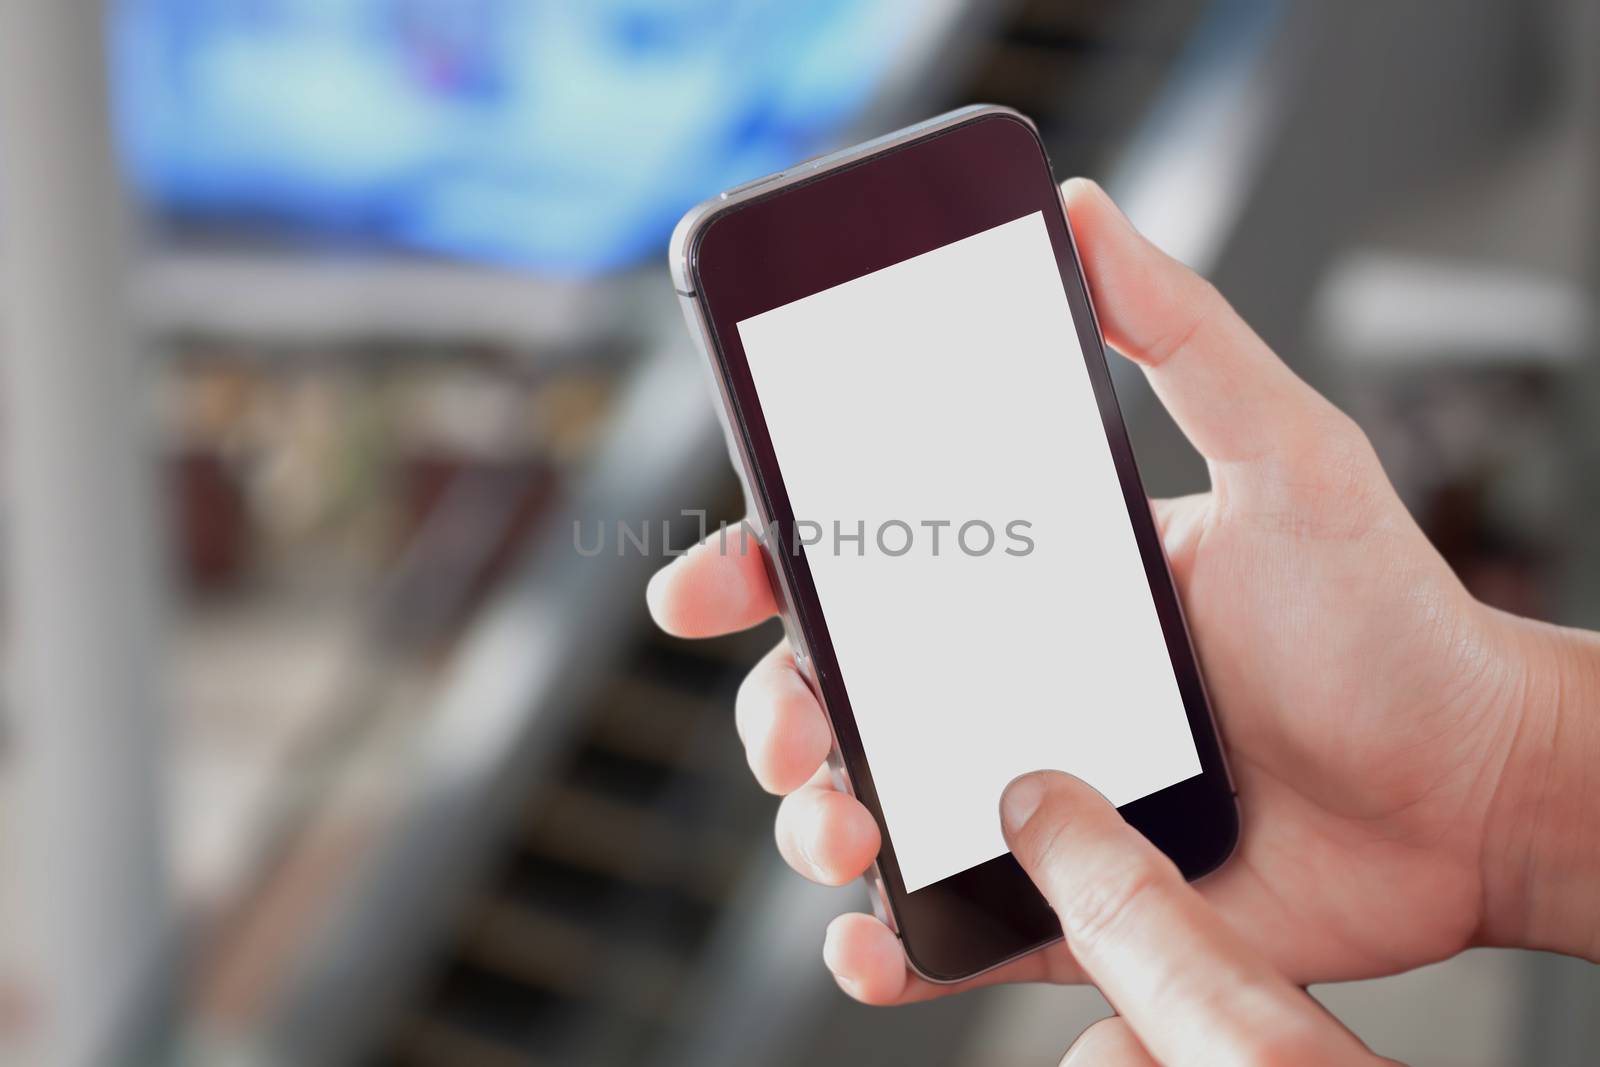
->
(1476, 610), (1600, 960)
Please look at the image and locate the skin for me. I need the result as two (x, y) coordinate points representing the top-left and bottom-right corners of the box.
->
(646, 178), (1600, 1060)
(1002, 771), (1398, 1064)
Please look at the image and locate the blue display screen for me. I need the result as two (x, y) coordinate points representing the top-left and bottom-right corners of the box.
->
(114, 0), (907, 274)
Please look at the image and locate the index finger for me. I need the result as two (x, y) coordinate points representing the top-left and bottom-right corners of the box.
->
(646, 519), (779, 637)
(1000, 772), (1377, 1066)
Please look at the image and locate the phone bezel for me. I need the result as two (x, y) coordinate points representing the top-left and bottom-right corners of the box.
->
(676, 106), (1239, 983)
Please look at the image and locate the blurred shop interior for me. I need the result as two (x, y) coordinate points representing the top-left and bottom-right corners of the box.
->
(0, 1), (1597, 1065)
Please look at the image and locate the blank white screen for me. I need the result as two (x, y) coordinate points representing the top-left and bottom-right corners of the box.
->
(736, 211), (1200, 892)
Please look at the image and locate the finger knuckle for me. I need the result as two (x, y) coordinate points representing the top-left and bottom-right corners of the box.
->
(1313, 416), (1385, 514)
(1319, 409), (1378, 470)
(1055, 854), (1166, 953)
(1146, 277), (1222, 370)
(1278, 401), (1362, 465)
(1258, 406), (1390, 537)
(1189, 274), (1227, 317)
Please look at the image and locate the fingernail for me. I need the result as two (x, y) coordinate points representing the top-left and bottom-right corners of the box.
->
(1001, 773), (1047, 834)
(821, 924), (863, 999)
(797, 829), (828, 881)
(643, 562), (674, 616)
(1060, 175), (1097, 198)
(821, 921), (846, 974)
(833, 972), (865, 1001)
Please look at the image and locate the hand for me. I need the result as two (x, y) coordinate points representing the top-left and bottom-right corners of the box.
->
(1000, 771), (1395, 1066)
(646, 178), (1600, 1005)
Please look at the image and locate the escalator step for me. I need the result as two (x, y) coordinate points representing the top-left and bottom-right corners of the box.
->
(500, 851), (717, 958)
(390, 1015), (549, 1067)
(521, 784), (744, 903)
(460, 897), (689, 1023)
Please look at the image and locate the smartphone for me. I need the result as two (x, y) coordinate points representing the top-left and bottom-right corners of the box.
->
(669, 105), (1238, 982)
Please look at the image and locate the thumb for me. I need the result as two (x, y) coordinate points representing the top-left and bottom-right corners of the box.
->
(1062, 178), (1343, 467)
(999, 771), (1383, 1065)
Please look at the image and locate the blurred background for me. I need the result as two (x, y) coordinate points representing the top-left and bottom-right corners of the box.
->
(0, 0), (1596, 1064)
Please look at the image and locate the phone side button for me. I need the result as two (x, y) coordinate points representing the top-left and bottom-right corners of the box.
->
(823, 742), (848, 794)
(781, 617), (808, 660)
(865, 864), (898, 933)
(720, 170), (785, 199)
(791, 647), (817, 689)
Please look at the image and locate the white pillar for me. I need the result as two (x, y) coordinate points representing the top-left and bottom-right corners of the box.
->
(0, 2), (174, 1064)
